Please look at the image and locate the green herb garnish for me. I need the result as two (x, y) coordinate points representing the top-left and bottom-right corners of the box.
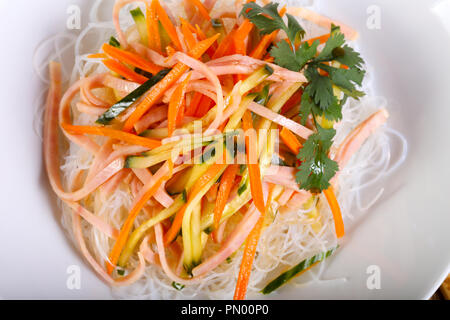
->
(242, 2), (366, 193)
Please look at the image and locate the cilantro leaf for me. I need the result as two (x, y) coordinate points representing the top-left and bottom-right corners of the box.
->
(270, 40), (299, 71)
(304, 65), (335, 110)
(296, 40), (320, 69)
(300, 89), (343, 124)
(315, 25), (345, 61)
(296, 125), (339, 193)
(286, 14), (305, 44)
(241, 3), (286, 35)
(318, 64), (365, 99)
(242, 2), (304, 46)
(335, 45), (364, 69)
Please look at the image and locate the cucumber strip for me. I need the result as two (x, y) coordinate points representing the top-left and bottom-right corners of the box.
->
(96, 69), (170, 125)
(262, 246), (339, 295)
(126, 132), (237, 169)
(109, 36), (121, 48)
(239, 65), (274, 95)
(130, 7), (149, 46)
(256, 82), (303, 156)
(211, 18), (227, 44)
(159, 21), (171, 52)
(190, 203), (203, 267)
(182, 152), (227, 271)
(118, 194), (185, 267)
(140, 128), (169, 139)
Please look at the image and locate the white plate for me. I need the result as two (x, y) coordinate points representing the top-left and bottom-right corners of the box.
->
(0, 0), (449, 299)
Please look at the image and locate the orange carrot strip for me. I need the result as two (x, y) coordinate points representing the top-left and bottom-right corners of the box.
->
(233, 20), (254, 81)
(61, 123), (162, 149)
(281, 88), (303, 114)
(147, 1), (161, 52)
(213, 164), (238, 231)
(280, 127), (303, 154)
(102, 43), (162, 74)
(168, 74), (191, 136)
(249, 7), (286, 59)
(188, 0), (212, 21)
(166, 45), (176, 57)
(205, 182), (219, 202)
(103, 59), (149, 84)
(88, 53), (108, 59)
(154, 0), (182, 50)
(242, 110), (265, 214)
(180, 19), (197, 50)
(195, 23), (217, 57)
(106, 170), (169, 274)
(304, 33), (330, 46)
(234, 184), (275, 300)
(212, 26), (237, 59)
(185, 92), (203, 116)
(234, 19), (253, 55)
(164, 161), (227, 245)
(323, 187), (345, 238)
(123, 34), (219, 132)
(194, 95), (214, 117)
(194, 24), (207, 41)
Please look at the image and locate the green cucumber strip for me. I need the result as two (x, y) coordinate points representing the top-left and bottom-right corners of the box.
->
(172, 282), (185, 291)
(109, 36), (121, 48)
(134, 67), (153, 79)
(159, 21), (171, 52)
(130, 7), (149, 45)
(96, 69), (170, 125)
(262, 246), (339, 295)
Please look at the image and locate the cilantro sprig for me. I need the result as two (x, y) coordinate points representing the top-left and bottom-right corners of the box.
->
(242, 2), (366, 193)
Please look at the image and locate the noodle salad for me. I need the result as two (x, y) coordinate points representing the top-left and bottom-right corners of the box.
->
(40, 0), (407, 299)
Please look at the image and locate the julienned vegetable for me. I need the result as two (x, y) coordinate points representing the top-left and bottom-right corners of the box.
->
(43, 0), (395, 301)
(262, 246), (339, 295)
(130, 7), (149, 46)
(96, 69), (170, 124)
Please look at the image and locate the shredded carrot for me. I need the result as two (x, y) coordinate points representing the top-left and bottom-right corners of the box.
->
(106, 171), (169, 274)
(166, 45), (176, 57)
(187, 0), (212, 21)
(102, 43), (162, 75)
(154, 0), (182, 50)
(213, 164), (238, 231)
(164, 161), (227, 245)
(168, 74), (191, 136)
(281, 88), (303, 114)
(242, 110), (265, 214)
(185, 92), (203, 116)
(323, 187), (345, 238)
(180, 19), (198, 50)
(280, 127), (303, 154)
(205, 182), (219, 202)
(88, 53), (107, 59)
(103, 59), (149, 84)
(194, 24), (207, 41)
(234, 184), (275, 300)
(61, 123), (162, 149)
(123, 34), (219, 132)
(234, 19), (253, 55)
(304, 33), (330, 46)
(250, 7), (286, 59)
(194, 95), (215, 117)
(233, 19), (253, 81)
(212, 26), (237, 59)
(146, 0), (161, 52)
